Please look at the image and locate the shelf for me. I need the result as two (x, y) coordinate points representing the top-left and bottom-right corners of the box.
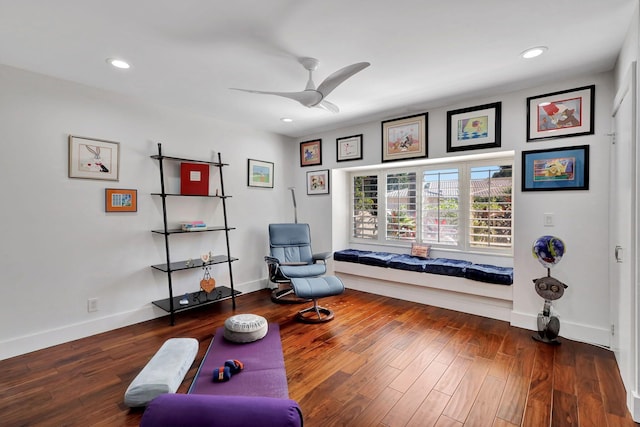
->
(151, 255), (239, 272)
(151, 226), (236, 235)
(151, 144), (237, 325)
(151, 193), (232, 198)
(150, 154), (228, 167)
(152, 286), (241, 313)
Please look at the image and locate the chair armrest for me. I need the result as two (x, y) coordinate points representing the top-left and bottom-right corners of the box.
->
(312, 252), (332, 263)
(264, 256), (281, 282)
(264, 255), (281, 266)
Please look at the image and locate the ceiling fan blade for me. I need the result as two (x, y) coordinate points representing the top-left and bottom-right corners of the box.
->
(230, 88), (322, 107)
(315, 100), (339, 113)
(316, 62), (370, 98)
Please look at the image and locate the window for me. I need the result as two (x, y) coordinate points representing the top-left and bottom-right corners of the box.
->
(352, 175), (378, 239)
(386, 172), (416, 241)
(469, 165), (512, 248)
(422, 168), (459, 245)
(350, 158), (513, 254)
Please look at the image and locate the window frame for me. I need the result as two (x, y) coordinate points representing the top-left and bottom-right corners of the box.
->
(349, 156), (514, 256)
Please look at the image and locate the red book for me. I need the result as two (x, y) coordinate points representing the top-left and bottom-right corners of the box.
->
(180, 163), (209, 195)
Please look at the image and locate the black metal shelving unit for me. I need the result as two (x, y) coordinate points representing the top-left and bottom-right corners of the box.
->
(150, 143), (239, 325)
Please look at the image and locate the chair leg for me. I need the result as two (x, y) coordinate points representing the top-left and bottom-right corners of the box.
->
(270, 283), (310, 304)
(295, 299), (335, 323)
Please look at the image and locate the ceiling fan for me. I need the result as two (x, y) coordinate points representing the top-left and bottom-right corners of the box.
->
(231, 57), (370, 113)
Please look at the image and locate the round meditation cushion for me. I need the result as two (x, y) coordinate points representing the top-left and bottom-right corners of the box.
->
(223, 313), (268, 343)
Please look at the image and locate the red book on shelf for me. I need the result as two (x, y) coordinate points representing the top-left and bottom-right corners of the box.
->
(180, 163), (209, 195)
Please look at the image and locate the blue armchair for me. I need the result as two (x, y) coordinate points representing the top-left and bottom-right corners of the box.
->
(265, 223), (331, 304)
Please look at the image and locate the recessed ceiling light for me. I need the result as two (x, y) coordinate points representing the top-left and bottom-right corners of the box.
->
(280, 117), (293, 123)
(521, 46), (548, 59)
(106, 58), (131, 69)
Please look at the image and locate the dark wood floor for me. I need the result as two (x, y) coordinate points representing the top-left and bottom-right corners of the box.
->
(1, 288), (637, 426)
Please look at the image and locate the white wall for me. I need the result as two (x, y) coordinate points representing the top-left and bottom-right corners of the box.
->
(297, 71), (614, 347)
(0, 65), (295, 360)
(613, 1), (640, 421)
(0, 62), (619, 359)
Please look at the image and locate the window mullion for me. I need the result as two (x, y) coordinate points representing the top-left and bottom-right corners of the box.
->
(459, 164), (470, 251)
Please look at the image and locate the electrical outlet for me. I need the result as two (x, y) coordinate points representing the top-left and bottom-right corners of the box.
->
(87, 298), (98, 312)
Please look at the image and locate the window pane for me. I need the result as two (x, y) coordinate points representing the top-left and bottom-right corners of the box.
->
(469, 165), (512, 248)
(422, 169), (459, 245)
(386, 172), (416, 240)
(353, 175), (378, 239)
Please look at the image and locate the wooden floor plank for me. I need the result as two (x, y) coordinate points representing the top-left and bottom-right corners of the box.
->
(442, 357), (492, 422)
(496, 374), (529, 425)
(465, 375), (506, 427)
(406, 389), (451, 427)
(0, 288), (637, 427)
(552, 389), (579, 426)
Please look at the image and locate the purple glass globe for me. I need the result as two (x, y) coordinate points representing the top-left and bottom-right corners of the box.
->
(532, 235), (565, 268)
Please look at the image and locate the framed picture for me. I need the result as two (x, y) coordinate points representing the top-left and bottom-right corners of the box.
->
(522, 145), (589, 191)
(300, 139), (322, 167)
(336, 134), (363, 162)
(381, 113), (428, 162)
(247, 158), (274, 188)
(69, 135), (120, 181)
(447, 102), (501, 152)
(306, 169), (330, 195)
(105, 188), (137, 212)
(526, 85), (595, 141)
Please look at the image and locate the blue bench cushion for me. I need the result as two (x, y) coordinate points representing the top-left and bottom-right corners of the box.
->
(333, 249), (370, 263)
(388, 254), (428, 272)
(333, 249), (512, 285)
(422, 258), (471, 277)
(464, 263), (513, 285)
(358, 251), (398, 267)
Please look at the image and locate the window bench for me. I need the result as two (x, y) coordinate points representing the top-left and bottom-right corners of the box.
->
(332, 249), (513, 322)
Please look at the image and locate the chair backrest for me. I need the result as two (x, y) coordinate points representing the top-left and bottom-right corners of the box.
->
(269, 223), (314, 264)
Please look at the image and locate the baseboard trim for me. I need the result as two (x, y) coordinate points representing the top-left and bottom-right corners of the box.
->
(337, 272), (512, 322)
(510, 310), (610, 347)
(631, 391), (640, 422)
(0, 280), (269, 361)
(0, 305), (158, 361)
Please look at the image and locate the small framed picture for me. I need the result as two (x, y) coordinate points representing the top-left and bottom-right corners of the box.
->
(247, 158), (274, 188)
(522, 145), (589, 191)
(447, 102), (501, 152)
(306, 169), (330, 195)
(69, 135), (120, 181)
(105, 188), (137, 212)
(336, 134), (363, 162)
(300, 139), (322, 167)
(527, 85), (595, 142)
(381, 113), (428, 162)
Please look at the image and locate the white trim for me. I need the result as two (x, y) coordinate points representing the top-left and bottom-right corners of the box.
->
(510, 310), (610, 347)
(334, 260), (513, 301)
(333, 260), (513, 322)
(0, 305), (157, 361)
(336, 272), (512, 322)
(0, 280), (268, 361)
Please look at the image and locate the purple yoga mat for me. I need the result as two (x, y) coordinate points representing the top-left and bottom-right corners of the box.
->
(188, 323), (289, 399)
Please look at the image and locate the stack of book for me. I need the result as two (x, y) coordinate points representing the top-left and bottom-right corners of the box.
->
(181, 221), (207, 231)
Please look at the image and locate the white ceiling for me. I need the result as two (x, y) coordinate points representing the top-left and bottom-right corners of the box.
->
(0, 0), (635, 138)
